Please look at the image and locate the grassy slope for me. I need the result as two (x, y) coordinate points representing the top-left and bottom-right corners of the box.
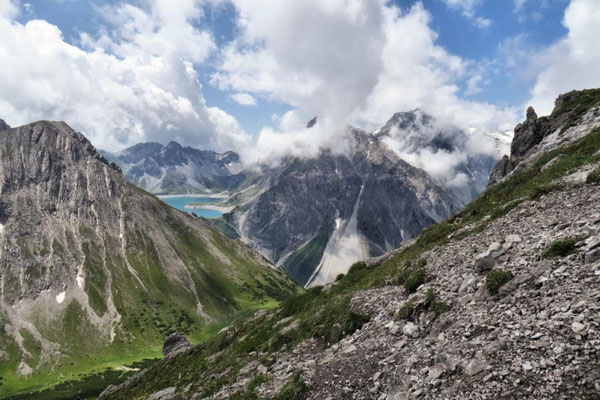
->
(105, 91), (600, 399)
(0, 184), (298, 399)
(282, 223), (334, 286)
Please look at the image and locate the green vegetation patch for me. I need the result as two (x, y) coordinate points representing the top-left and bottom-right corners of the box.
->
(554, 89), (600, 134)
(586, 164), (600, 184)
(542, 237), (581, 259)
(395, 289), (450, 321)
(485, 269), (514, 295)
(283, 223), (334, 285)
(274, 370), (308, 400)
(396, 259), (428, 294)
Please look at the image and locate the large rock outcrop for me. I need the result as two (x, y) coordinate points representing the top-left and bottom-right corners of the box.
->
(489, 89), (600, 185)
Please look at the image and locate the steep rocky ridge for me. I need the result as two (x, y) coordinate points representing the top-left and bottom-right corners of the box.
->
(102, 141), (245, 194)
(489, 89), (600, 185)
(0, 121), (297, 397)
(102, 89), (600, 400)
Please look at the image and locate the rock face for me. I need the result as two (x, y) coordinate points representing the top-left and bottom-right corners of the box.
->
(162, 333), (191, 357)
(489, 89), (600, 185)
(229, 111), (502, 286)
(0, 121), (296, 384)
(0, 119), (9, 131)
(102, 141), (245, 194)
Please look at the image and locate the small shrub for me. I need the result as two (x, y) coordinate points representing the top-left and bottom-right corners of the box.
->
(586, 165), (600, 184)
(485, 269), (514, 295)
(395, 262), (413, 285)
(347, 261), (367, 274)
(430, 300), (451, 316)
(394, 300), (415, 320)
(529, 184), (560, 200)
(335, 273), (344, 281)
(425, 288), (450, 316)
(542, 237), (581, 259)
(404, 268), (427, 294)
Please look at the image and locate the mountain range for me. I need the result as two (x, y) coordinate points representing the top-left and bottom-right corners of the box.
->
(223, 111), (506, 286)
(105, 110), (507, 287)
(101, 141), (245, 194)
(0, 120), (296, 397)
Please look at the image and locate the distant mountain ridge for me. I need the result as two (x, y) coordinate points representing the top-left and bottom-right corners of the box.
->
(102, 141), (246, 194)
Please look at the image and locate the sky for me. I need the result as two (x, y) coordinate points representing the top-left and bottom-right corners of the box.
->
(0, 0), (599, 163)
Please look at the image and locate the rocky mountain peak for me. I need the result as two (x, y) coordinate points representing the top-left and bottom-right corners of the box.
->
(489, 89), (600, 185)
(306, 116), (317, 128)
(526, 106), (537, 122)
(0, 118), (9, 131)
(0, 120), (118, 195)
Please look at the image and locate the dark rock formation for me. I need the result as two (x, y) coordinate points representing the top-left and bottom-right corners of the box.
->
(306, 116), (317, 128)
(0, 119), (9, 131)
(229, 110), (500, 286)
(162, 333), (191, 357)
(489, 89), (600, 185)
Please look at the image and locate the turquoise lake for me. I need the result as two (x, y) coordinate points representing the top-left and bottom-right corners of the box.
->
(159, 196), (223, 218)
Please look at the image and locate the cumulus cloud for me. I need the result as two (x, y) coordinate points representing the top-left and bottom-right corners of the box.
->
(230, 93), (257, 106)
(378, 111), (506, 189)
(527, 0), (600, 115)
(213, 1), (515, 165)
(442, 0), (491, 29)
(0, 0), (251, 152)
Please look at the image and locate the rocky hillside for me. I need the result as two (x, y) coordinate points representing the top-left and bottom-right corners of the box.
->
(0, 121), (297, 397)
(101, 89), (600, 399)
(102, 141), (245, 194)
(226, 111), (502, 287)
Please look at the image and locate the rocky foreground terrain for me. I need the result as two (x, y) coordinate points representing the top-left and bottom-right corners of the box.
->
(101, 89), (600, 399)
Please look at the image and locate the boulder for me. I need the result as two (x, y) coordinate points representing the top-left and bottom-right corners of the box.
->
(403, 322), (420, 338)
(465, 359), (487, 376)
(162, 333), (192, 357)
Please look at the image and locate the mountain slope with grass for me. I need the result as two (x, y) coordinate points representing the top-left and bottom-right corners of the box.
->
(103, 89), (600, 399)
(0, 121), (297, 398)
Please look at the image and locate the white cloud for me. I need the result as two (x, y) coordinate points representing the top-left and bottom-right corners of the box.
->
(0, 0), (19, 18)
(442, 0), (491, 28)
(514, 0), (527, 11)
(214, 1), (515, 165)
(230, 93), (257, 106)
(528, 0), (600, 115)
(0, 0), (251, 152)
